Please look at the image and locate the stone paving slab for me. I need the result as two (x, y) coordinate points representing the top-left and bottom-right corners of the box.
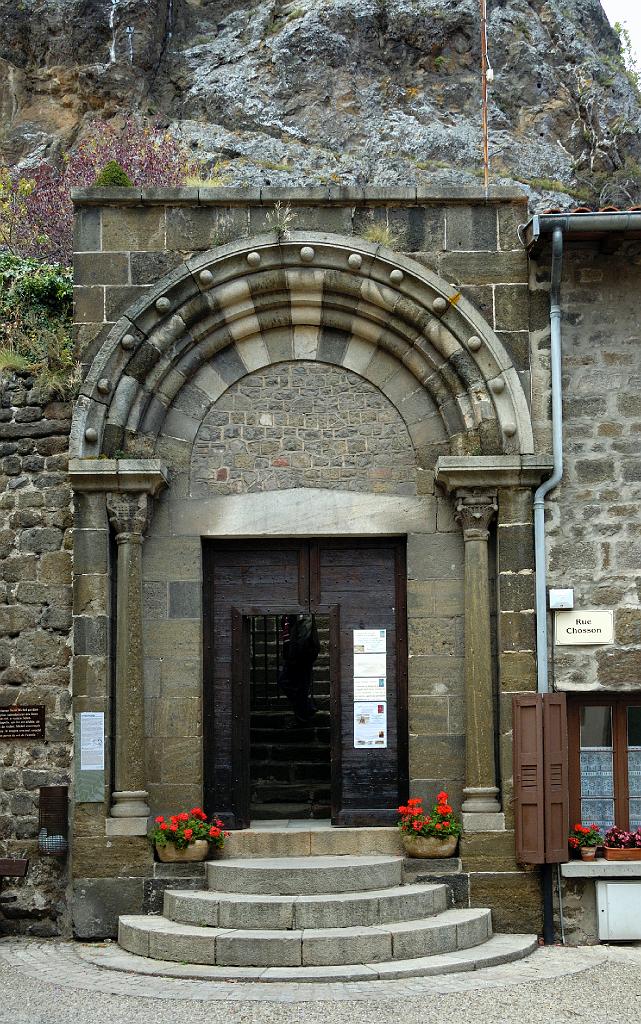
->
(0, 937), (612, 1003)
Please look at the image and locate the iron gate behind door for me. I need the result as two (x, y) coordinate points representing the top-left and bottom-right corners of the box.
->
(202, 538), (408, 827)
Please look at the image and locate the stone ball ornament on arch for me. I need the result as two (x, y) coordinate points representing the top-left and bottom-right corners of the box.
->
(70, 231), (534, 462)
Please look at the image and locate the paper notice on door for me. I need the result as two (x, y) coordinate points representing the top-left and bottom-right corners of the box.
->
(354, 701), (387, 748)
(353, 629), (386, 654)
(353, 651), (386, 678)
(354, 677), (387, 701)
(79, 712), (105, 771)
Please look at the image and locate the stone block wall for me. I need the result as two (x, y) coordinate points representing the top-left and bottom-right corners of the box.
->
(0, 374), (72, 935)
(530, 240), (641, 692)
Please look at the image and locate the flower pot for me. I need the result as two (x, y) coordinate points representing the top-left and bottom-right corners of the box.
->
(580, 846), (597, 861)
(603, 846), (641, 862)
(155, 839), (210, 863)
(401, 834), (458, 859)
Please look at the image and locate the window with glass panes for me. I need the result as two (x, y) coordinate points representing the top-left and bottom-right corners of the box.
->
(568, 698), (641, 832)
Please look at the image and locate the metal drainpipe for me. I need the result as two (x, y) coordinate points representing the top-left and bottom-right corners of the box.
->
(532, 225), (564, 946)
(534, 225), (564, 695)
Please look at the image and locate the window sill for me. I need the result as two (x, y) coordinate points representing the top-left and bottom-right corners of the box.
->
(561, 860), (641, 878)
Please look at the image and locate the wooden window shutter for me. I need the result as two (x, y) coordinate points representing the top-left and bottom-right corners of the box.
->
(513, 694), (545, 864)
(543, 692), (569, 863)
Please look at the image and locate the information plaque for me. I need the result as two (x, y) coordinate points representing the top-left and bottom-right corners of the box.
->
(0, 705), (45, 740)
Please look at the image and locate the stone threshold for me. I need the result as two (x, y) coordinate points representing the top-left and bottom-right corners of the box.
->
(561, 860), (641, 878)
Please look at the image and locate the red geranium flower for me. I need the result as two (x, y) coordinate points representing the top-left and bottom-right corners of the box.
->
(155, 816), (164, 824)
(159, 823), (167, 831)
(184, 828), (193, 839)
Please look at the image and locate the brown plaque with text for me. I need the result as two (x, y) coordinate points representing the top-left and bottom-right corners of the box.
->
(0, 705), (45, 740)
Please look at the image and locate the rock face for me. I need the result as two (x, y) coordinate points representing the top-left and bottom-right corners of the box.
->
(1, 0), (641, 206)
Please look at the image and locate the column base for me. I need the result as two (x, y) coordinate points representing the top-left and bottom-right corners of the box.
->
(461, 786), (501, 814)
(105, 816), (149, 837)
(462, 811), (506, 833)
(110, 790), (150, 818)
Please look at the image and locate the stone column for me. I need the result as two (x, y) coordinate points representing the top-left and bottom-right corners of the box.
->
(106, 491), (151, 827)
(455, 488), (504, 831)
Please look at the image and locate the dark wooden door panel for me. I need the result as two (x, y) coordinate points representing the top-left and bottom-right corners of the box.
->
(318, 540), (406, 825)
(203, 538), (408, 827)
(203, 541), (308, 825)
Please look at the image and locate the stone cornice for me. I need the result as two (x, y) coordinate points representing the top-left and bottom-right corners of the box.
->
(435, 455), (554, 493)
(70, 184), (527, 208)
(68, 458), (169, 496)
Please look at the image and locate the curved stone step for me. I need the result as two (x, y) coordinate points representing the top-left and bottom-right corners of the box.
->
(164, 881), (448, 930)
(109, 932), (537, 982)
(119, 907), (491, 967)
(207, 855), (404, 895)
(219, 825), (403, 858)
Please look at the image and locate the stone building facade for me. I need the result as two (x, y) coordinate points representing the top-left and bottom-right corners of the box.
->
(1, 186), (640, 943)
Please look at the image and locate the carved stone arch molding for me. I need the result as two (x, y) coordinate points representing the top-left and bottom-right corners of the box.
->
(70, 231), (534, 459)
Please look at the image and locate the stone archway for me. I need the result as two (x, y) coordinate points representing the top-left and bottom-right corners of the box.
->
(69, 231), (541, 842)
(71, 231), (534, 461)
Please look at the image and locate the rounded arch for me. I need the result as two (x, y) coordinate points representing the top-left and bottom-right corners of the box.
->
(71, 231), (534, 459)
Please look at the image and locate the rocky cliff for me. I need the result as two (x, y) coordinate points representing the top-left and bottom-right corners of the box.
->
(1, 0), (641, 207)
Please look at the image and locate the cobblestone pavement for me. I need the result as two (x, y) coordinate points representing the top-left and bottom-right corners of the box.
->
(0, 939), (640, 1023)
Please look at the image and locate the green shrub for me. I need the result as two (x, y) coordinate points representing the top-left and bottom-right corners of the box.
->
(94, 161), (134, 187)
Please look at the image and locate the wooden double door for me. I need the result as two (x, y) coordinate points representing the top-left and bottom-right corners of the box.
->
(203, 538), (408, 827)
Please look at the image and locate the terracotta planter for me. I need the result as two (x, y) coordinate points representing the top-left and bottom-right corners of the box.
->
(603, 846), (641, 862)
(401, 834), (458, 859)
(155, 839), (210, 863)
(580, 846), (597, 861)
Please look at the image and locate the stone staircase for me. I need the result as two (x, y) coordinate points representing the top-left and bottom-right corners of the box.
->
(118, 827), (537, 981)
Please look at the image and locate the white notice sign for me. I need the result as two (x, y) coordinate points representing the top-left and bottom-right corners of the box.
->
(354, 701), (388, 748)
(353, 629), (387, 654)
(80, 712), (105, 770)
(354, 677), (387, 701)
(555, 610), (614, 646)
(354, 652), (387, 678)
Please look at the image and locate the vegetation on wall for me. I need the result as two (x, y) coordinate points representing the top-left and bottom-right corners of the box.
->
(0, 117), (200, 395)
(0, 117), (199, 266)
(0, 254), (77, 399)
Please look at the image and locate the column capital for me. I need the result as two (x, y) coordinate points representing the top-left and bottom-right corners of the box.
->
(106, 491), (150, 543)
(455, 488), (498, 541)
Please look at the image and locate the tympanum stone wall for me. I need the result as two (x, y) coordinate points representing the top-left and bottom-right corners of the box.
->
(190, 361), (417, 496)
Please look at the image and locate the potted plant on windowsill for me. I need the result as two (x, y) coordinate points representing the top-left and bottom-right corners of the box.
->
(568, 822), (603, 861)
(149, 807), (230, 863)
(397, 792), (462, 858)
(603, 826), (641, 861)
